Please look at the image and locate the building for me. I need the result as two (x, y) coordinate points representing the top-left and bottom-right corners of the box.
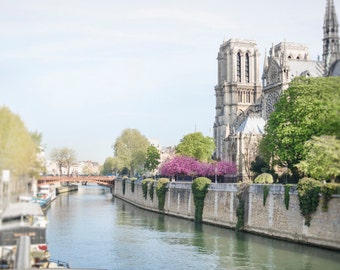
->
(213, 0), (340, 180)
(45, 160), (100, 176)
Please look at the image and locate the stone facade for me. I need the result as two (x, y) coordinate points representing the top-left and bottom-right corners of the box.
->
(114, 179), (340, 250)
(261, 42), (324, 120)
(213, 39), (262, 163)
(213, 0), (340, 180)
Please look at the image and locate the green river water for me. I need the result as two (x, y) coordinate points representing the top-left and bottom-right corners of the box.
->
(46, 185), (340, 270)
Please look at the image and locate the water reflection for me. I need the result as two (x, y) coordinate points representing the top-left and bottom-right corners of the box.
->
(46, 186), (340, 270)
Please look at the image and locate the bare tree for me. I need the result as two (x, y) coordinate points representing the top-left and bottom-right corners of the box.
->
(50, 147), (77, 176)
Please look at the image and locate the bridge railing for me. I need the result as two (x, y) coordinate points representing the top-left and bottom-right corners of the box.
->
(37, 175), (115, 186)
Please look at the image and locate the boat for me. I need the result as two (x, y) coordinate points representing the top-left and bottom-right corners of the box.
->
(0, 202), (69, 269)
(32, 185), (56, 211)
(56, 183), (78, 195)
(0, 202), (48, 268)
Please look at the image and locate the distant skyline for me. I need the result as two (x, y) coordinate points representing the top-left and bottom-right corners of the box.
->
(1, 0), (337, 163)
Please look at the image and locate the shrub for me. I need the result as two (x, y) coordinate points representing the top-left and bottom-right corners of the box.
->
(254, 173), (274, 184)
(297, 178), (322, 226)
(156, 178), (169, 211)
(130, 178), (137, 193)
(141, 178), (152, 200)
(192, 177), (211, 223)
(320, 183), (340, 211)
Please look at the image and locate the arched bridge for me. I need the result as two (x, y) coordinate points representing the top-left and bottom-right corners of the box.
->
(37, 176), (115, 187)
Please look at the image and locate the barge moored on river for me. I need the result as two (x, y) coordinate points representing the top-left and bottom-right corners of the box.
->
(0, 202), (48, 268)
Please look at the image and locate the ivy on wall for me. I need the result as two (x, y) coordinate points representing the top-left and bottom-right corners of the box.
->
(320, 183), (340, 211)
(130, 178), (136, 193)
(297, 178), (321, 226)
(284, 184), (291, 210)
(297, 178), (340, 226)
(149, 180), (155, 201)
(156, 178), (169, 211)
(122, 178), (126, 195)
(263, 185), (270, 206)
(236, 181), (250, 231)
(191, 177), (211, 223)
(142, 180), (148, 199)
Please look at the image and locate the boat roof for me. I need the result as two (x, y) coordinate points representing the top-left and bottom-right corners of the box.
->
(1, 202), (44, 219)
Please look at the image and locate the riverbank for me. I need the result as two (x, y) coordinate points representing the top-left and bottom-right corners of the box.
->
(113, 179), (340, 251)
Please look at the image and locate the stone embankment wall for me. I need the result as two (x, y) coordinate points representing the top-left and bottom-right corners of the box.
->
(114, 179), (340, 250)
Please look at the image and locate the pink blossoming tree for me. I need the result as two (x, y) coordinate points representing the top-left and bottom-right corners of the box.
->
(160, 156), (236, 181)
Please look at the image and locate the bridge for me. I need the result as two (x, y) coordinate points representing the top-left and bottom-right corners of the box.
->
(37, 175), (115, 187)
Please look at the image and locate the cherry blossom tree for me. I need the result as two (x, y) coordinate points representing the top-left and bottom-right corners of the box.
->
(160, 156), (236, 181)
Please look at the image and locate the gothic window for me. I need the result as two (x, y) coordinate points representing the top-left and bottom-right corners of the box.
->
(245, 53), (250, 83)
(237, 52), (241, 82)
(247, 91), (250, 103)
(231, 143), (236, 163)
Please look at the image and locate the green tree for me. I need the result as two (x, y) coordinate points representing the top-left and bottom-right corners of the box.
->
(0, 107), (42, 198)
(250, 156), (278, 180)
(298, 136), (340, 182)
(112, 128), (149, 177)
(101, 157), (117, 175)
(30, 131), (45, 177)
(250, 156), (272, 179)
(176, 132), (215, 162)
(50, 147), (77, 176)
(0, 106), (38, 176)
(261, 77), (340, 172)
(144, 145), (160, 175)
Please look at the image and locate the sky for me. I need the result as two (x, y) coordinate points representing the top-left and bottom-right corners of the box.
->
(1, 0), (338, 164)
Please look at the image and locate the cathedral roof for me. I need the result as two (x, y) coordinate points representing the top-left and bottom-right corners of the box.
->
(236, 115), (266, 135)
(288, 60), (324, 78)
(329, 59), (340, 76)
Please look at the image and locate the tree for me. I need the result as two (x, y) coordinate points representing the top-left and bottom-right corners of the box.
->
(260, 77), (340, 172)
(0, 106), (38, 176)
(250, 156), (276, 180)
(30, 131), (45, 177)
(250, 156), (269, 177)
(160, 156), (236, 180)
(101, 157), (115, 175)
(112, 128), (149, 177)
(160, 156), (201, 179)
(50, 147), (77, 175)
(176, 132), (215, 162)
(298, 136), (340, 182)
(144, 145), (160, 176)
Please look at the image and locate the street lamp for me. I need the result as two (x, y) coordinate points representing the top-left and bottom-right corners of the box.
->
(215, 164), (217, 184)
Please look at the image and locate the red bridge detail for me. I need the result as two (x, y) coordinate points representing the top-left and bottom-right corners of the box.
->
(37, 176), (115, 187)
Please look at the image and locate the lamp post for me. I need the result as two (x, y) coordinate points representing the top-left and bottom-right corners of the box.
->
(214, 164), (217, 184)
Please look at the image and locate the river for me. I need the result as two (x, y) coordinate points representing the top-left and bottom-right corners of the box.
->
(46, 185), (340, 270)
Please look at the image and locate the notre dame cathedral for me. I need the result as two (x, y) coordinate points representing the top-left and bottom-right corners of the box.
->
(213, 0), (340, 180)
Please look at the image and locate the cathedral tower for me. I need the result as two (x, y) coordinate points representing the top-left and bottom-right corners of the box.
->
(213, 39), (261, 160)
(323, 0), (340, 74)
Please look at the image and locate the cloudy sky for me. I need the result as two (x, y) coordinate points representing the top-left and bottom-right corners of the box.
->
(1, 0), (337, 163)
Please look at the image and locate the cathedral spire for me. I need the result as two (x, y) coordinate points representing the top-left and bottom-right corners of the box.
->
(263, 49), (268, 70)
(323, 0), (340, 74)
